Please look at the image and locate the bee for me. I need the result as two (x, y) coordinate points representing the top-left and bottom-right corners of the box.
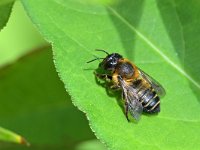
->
(87, 49), (166, 121)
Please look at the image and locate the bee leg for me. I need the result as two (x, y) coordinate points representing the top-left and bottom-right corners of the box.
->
(94, 72), (112, 81)
(110, 85), (120, 90)
(125, 101), (130, 122)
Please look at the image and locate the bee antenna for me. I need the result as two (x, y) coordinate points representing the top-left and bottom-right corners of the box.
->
(95, 49), (109, 55)
(87, 55), (104, 63)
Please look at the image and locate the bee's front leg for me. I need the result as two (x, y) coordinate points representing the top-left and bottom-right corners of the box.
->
(94, 72), (112, 81)
(110, 85), (120, 90)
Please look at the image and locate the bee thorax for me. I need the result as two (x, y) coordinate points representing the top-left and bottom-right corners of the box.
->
(117, 62), (134, 79)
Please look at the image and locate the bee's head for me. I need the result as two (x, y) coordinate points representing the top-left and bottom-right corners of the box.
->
(99, 53), (122, 71)
(87, 49), (123, 72)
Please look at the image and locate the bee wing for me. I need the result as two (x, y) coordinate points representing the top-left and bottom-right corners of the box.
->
(138, 68), (166, 97)
(126, 91), (143, 121)
(119, 77), (143, 121)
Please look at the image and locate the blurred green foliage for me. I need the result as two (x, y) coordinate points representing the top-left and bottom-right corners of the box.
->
(0, 1), (106, 149)
(0, 1), (47, 67)
(0, 1), (13, 31)
(0, 47), (96, 149)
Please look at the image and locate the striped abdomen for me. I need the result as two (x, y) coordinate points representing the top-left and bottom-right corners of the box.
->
(132, 79), (160, 113)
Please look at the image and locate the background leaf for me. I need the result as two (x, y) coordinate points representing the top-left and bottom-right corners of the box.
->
(21, 0), (200, 150)
(0, 48), (97, 149)
(0, 1), (48, 67)
(0, 1), (13, 31)
(0, 126), (28, 145)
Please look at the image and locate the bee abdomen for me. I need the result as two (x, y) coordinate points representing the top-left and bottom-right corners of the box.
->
(143, 96), (160, 113)
(138, 88), (160, 113)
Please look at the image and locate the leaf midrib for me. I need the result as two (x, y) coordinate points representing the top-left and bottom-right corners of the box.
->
(107, 7), (200, 89)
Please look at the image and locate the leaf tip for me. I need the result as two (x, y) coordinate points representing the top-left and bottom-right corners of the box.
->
(19, 137), (30, 146)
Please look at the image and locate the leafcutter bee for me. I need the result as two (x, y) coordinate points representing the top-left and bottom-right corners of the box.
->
(87, 49), (166, 121)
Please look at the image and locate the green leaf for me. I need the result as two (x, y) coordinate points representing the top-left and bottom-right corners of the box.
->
(0, 48), (94, 149)
(21, 0), (200, 149)
(0, 0), (15, 6)
(0, 1), (13, 31)
(0, 126), (28, 145)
